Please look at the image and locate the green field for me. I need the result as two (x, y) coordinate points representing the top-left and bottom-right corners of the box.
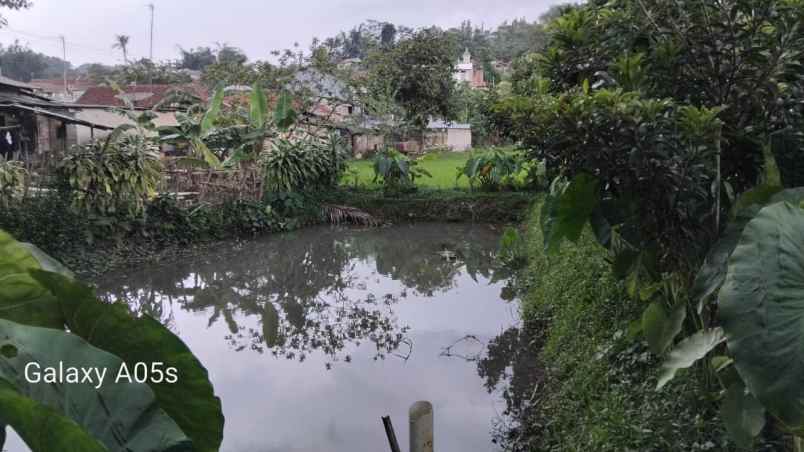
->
(341, 150), (484, 189)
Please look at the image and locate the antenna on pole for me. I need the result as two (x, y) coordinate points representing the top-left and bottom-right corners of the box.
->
(148, 3), (155, 61)
(59, 35), (68, 94)
(148, 2), (155, 85)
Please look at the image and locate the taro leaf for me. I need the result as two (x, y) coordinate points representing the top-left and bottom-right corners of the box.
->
(31, 271), (225, 452)
(656, 327), (725, 390)
(719, 202), (804, 432)
(693, 189), (804, 314)
(0, 231), (64, 329)
(0, 318), (192, 452)
(721, 382), (765, 450)
(690, 222), (746, 314)
(768, 187), (804, 205)
(642, 301), (686, 355)
(0, 378), (106, 451)
(541, 173), (600, 254)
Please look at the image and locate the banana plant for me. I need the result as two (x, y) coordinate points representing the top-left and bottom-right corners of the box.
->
(223, 84), (298, 169)
(159, 84), (226, 168)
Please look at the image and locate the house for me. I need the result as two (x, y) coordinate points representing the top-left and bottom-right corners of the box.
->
(426, 120), (472, 151)
(72, 84), (208, 144)
(29, 78), (97, 103)
(0, 75), (112, 161)
(453, 49), (487, 89)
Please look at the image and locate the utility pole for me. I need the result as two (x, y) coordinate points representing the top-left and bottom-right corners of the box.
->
(59, 35), (67, 94)
(148, 3), (155, 85)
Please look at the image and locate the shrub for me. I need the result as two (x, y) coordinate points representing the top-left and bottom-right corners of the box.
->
(0, 157), (25, 206)
(510, 88), (721, 270)
(457, 149), (519, 191)
(57, 134), (163, 218)
(260, 133), (348, 194)
(372, 148), (431, 193)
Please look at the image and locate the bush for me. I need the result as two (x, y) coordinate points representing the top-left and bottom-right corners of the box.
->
(261, 133), (349, 194)
(510, 201), (734, 451)
(372, 148), (431, 193)
(456, 149), (520, 191)
(501, 88), (721, 269)
(57, 134), (163, 218)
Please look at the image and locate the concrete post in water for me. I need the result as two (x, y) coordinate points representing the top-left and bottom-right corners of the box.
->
(409, 401), (433, 452)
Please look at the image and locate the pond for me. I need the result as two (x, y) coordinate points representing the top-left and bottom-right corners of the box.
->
(7, 223), (524, 452)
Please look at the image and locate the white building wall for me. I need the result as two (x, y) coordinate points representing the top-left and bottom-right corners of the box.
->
(447, 128), (472, 151)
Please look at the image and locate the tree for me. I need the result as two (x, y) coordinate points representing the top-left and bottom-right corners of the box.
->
(113, 34), (130, 64)
(380, 23), (397, 48)
(0, 41), (48, 81)
(178, 46), (215, 71)
(371, 28), (458, 149)
(215, 43), (247, 66)
(0, 0), (31, 27)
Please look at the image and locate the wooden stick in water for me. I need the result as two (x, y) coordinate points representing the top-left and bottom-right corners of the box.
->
(382, 415), (402, 452)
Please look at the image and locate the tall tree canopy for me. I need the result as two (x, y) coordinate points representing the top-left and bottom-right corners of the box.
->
(0, 0), (30, 27)
(368, 27), (458, 141)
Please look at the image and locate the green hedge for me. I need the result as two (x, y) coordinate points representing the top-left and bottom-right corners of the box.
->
(517, 201), (733, 451)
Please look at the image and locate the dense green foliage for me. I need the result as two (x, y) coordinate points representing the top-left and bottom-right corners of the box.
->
(0, 158), (24, 206)
(367, 28), (457, 138)
(488, 1), (804, 449)
(261, 134), (349, 194)
(457, 149), (520, 190)
(511, 202), (738, 451)
(0, 40), (69, 82)
(58, 135), (163, 218)
(371, 149), (432, 193)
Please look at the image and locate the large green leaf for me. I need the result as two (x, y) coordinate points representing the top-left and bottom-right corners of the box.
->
(200, 84), (225, 134)
(541, 174), (600, 254)
(0, 379), (106, 452)
(32, 271), (225, 452)
(274, 91), (297, 131)
(719, 202), (804, 431)
(250, 83), (268, 129)
(656, 327), (725, 390)
(690, 222), (746, 314)
(641, 301), (686, 355)
(692, 188), (804, 314)
(720, 382), (766, 449)
(0, 318), (191, 452)
(0, 231), (64, 329)
(191, 138), (221, 169)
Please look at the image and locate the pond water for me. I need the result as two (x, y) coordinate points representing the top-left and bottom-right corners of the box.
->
(7, 224), (523, 452)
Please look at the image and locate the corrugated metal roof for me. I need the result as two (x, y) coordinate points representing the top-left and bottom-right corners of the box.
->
(0, 103), (114, 129)
(0, 75), (38, 91)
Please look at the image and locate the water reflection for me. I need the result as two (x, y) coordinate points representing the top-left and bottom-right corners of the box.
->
(98, 224), (512, 366)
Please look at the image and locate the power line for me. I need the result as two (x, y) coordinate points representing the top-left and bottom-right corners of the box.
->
(0, 27), (148, 63)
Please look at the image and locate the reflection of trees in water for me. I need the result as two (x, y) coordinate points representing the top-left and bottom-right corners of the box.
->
(440, 324), (543, 451)
(98, 224), (505, 366)
(480, 324), (544, 451)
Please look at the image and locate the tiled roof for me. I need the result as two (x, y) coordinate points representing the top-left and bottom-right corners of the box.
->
(76, 84), (208, 109)
(29, 78), (97, 93)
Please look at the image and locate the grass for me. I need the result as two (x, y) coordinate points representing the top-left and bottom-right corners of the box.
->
(341, 149), (495, 190)
(513, 199), (736, 451)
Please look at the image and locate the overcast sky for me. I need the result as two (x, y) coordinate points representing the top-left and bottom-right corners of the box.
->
(0, 0), (565, 66)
